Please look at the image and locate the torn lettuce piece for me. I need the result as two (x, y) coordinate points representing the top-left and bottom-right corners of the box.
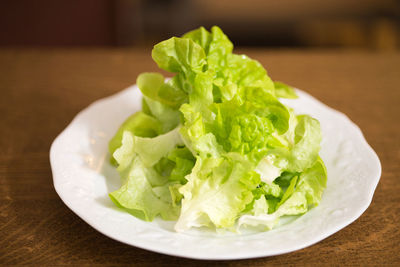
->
(167, 147), (196, 183)
(269, 115), (322, 172)
(255, 155), (282, 184)
(183, 26), (233, 71)
(110, 130), (184, 221)
(252, 195), (269, 216)
(152, 37), (206, 77)
(141, 96), (181, 133)
(118, 128), (183, 167)
(109, 156), (180, 221)
(274, 81), (298, 99)
(108, 111), (162, 165)
(137, 72), (187, 109)
(238, 158), (327, 230)
(175, 153), (259, 232)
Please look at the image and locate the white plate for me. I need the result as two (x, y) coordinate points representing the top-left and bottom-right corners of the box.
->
(50, 85), (381, 260)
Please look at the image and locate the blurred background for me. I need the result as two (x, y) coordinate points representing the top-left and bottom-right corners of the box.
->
(0, 0), (399, 50)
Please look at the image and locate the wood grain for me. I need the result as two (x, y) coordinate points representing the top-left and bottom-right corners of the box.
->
(0, 48), (399, 265)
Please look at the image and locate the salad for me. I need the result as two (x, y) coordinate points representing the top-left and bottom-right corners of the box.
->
(108, 26), (327, 233)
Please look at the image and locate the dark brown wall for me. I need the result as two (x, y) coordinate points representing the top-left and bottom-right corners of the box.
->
(0, 0), (115, 46)
(0, 0), (398, 49)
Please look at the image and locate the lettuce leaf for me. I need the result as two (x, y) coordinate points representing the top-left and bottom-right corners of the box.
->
(109, 130), (183, 221)
(274, 81), (298, 99)
(175, 153), (259, 232)
(109, 156), (179, 221)
(108, 26), (327, 232)
(238, 158), (327, 230)
(269, 114), (322, 172)
(108, 111), (162, 165)
(152, 37), (206, 77)
(137, 72), (187, 109)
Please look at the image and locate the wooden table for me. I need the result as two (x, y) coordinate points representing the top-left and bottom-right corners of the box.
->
(0, 48), (399, 265)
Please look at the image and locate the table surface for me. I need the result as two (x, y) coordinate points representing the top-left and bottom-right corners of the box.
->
(0, 48), (399, 265)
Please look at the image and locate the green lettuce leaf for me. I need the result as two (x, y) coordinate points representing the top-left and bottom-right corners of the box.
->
(183, 26), (233, 70)
(182, 27), (212, 54)
(141, 96), (181, 133)
(114, 128), (183, 168)
(167, 147), (196, 183)
(175, 153), (259, 232)
(238, 157), (327, 230)
(109, 156), (179, 221)
(274, 81), (298, 99)
(109, 130), (184, 221)
(137, 72), (187, 109)
(108, 111), (162, 165)
(270, 114), (322, 172)
(152, 37), (206, 77)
